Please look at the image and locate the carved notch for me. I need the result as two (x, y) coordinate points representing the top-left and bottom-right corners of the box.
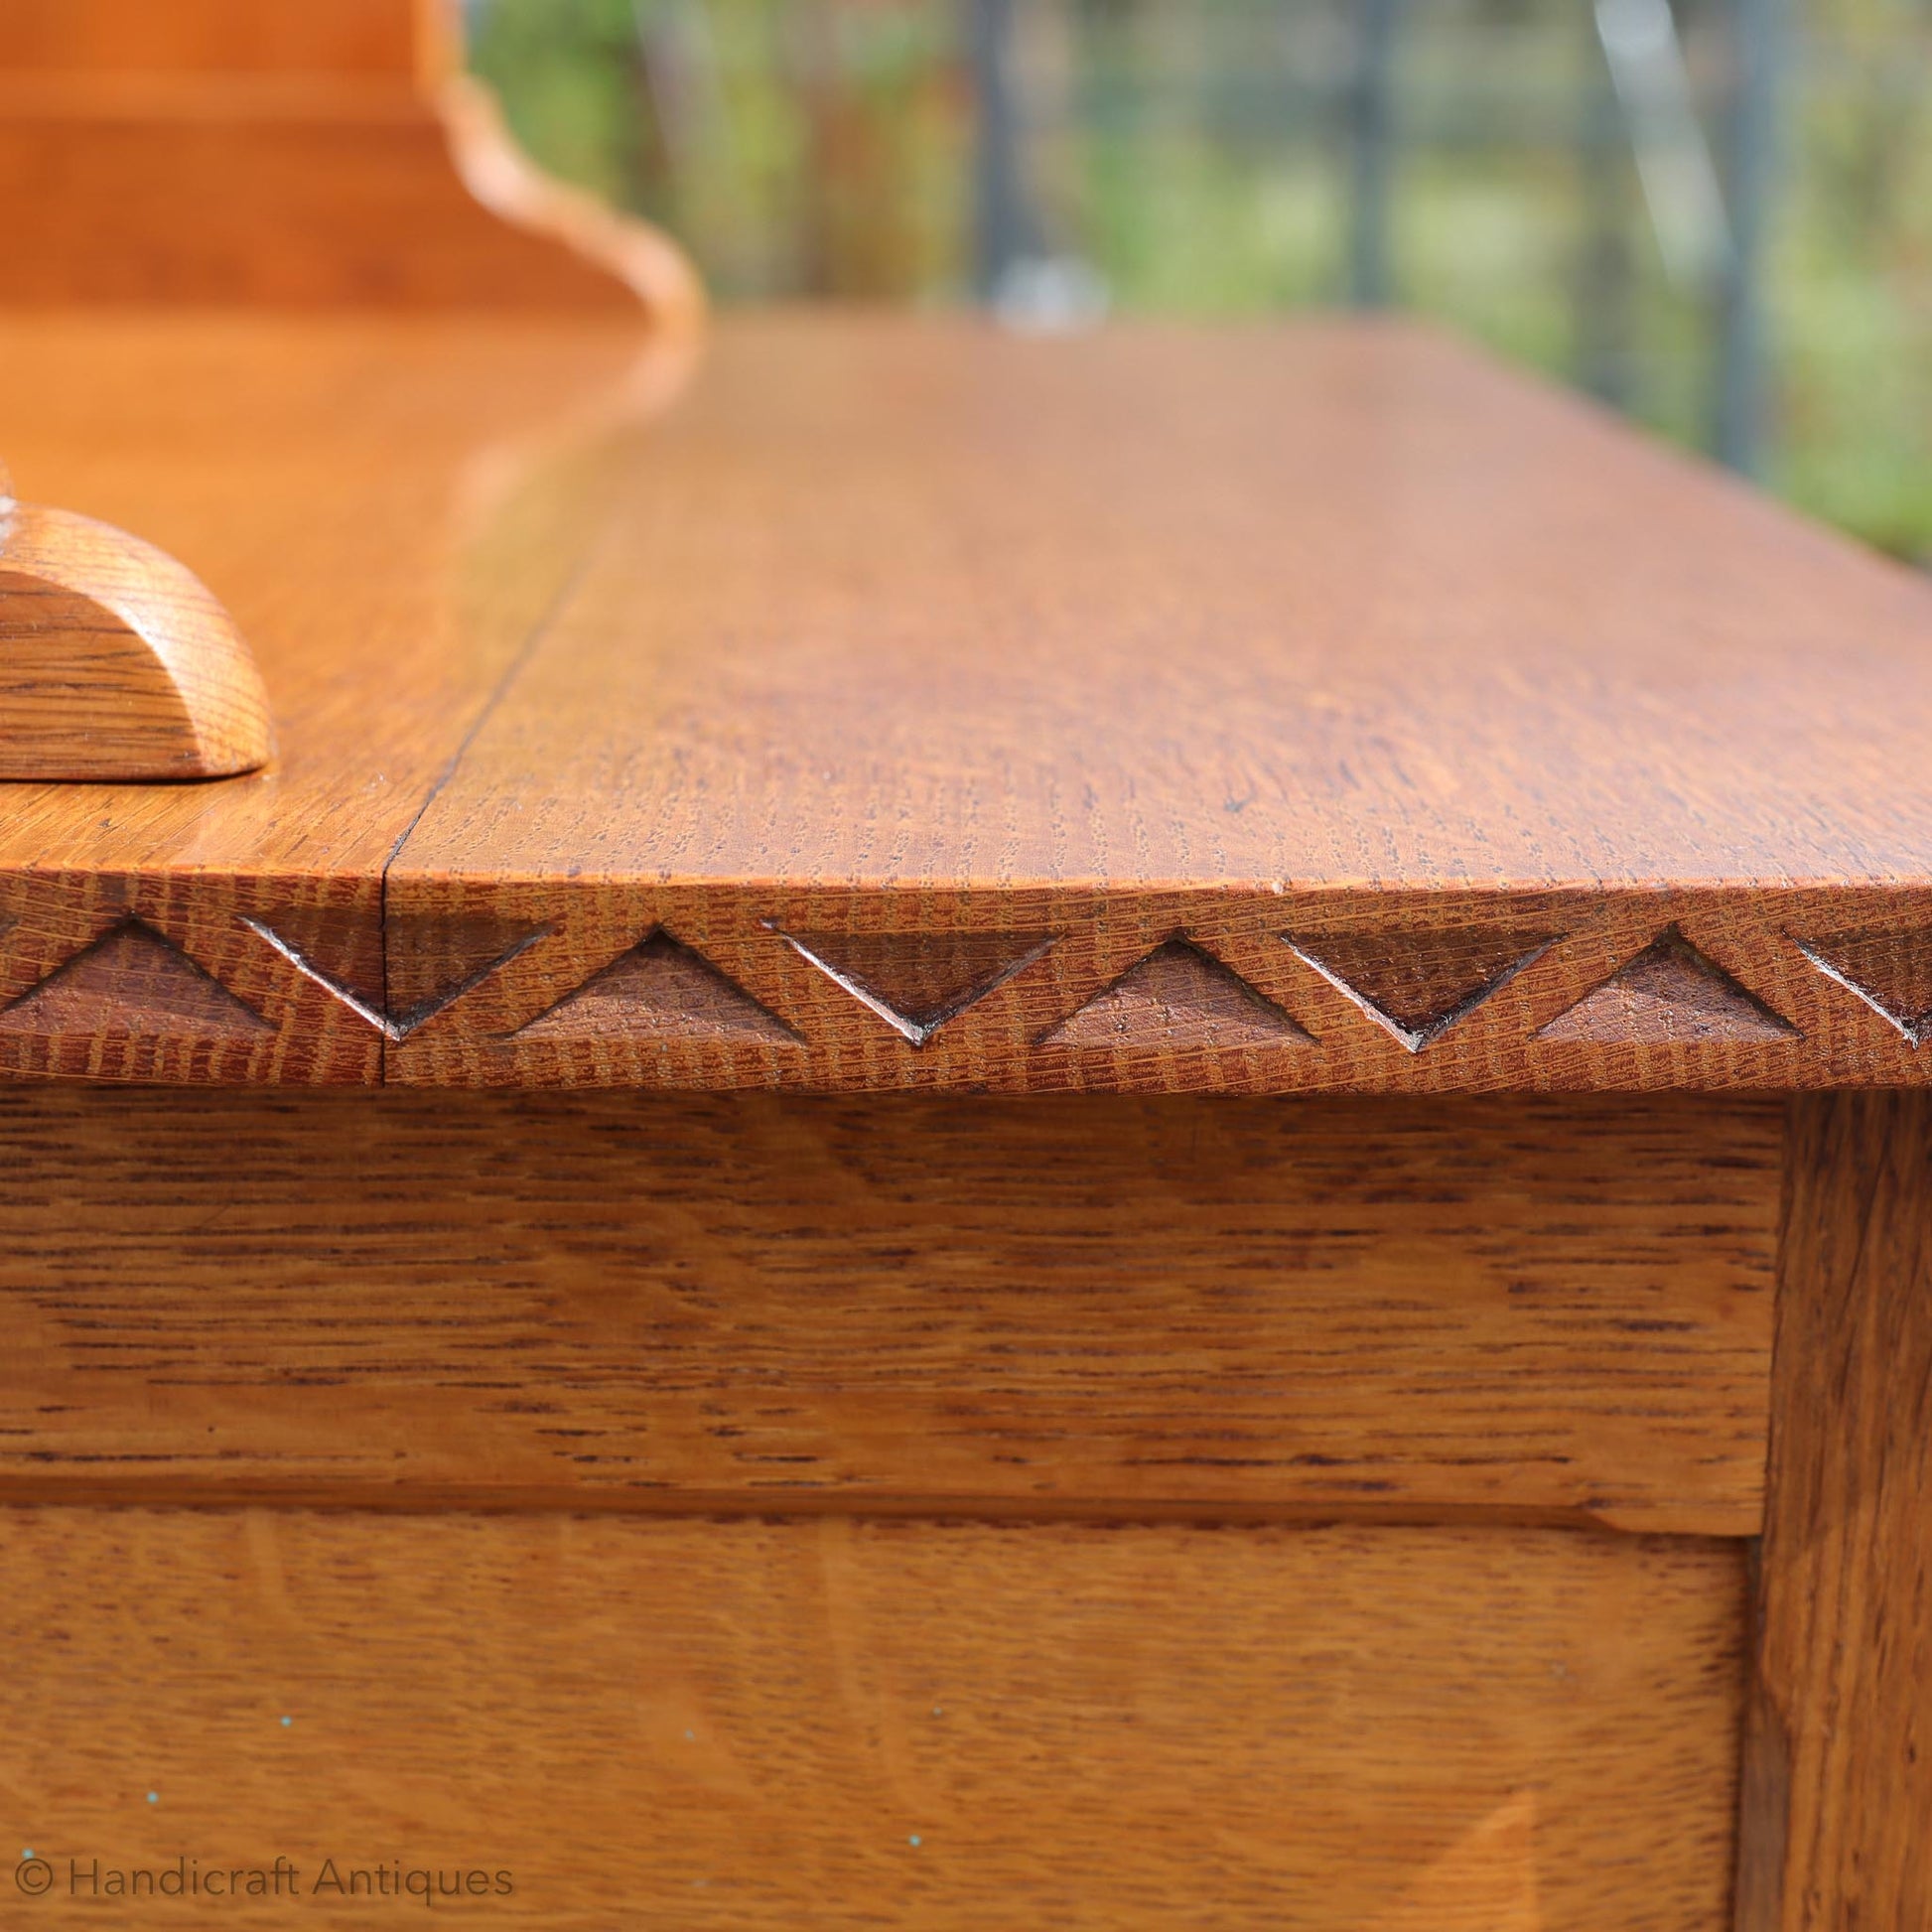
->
(246, 908), (546, 1038)
(771, 928), (1055, 1046)
(1792, 929), (1932, 1046)
(1284, 926), (1559, 1052)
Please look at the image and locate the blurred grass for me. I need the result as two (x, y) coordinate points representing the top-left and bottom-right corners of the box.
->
(471, 0), (1932, 559)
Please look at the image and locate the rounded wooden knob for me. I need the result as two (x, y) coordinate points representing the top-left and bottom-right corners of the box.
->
(0, 470), (272, 781)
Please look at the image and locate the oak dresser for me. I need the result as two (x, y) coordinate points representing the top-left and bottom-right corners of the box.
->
(2, 3), (1929, 1927)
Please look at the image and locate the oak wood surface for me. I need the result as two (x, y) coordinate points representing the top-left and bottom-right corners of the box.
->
(384, 313), (1932, 887)
(1, 1507), (1747, 1929)
(5, 314), (1932, 1088)
(0, 495), (272, 778)
(1736, 1093), (1932, 1931)
(0, 1089), (1777, 1531)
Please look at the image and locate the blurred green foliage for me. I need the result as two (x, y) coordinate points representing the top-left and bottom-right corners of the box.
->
(471, 0), (1932, 557)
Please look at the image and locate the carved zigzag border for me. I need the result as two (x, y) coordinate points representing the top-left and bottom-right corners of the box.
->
(3, 878), (1929, 1089)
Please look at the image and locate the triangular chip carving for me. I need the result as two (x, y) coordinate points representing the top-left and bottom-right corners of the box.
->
(385, 913), (548, 1035)
(515, 931), (800, 1044)
(247, 909), (545, 1038)
(1538, 930), (1796, 1044)
(0, 919), (270, 1038)
(1043, 939), (1312, 1050)
(244, 905), (387, 1031)
(1285, 926), (1559, 1052)
(773, 927), (1055, 1046)
(1793, 928), (1932, 1046)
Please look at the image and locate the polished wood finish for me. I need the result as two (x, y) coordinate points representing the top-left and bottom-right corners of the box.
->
(0, 0), (701, 321)
(1736, 1094), (1932, 1931)
(3, 315), (1931, 1087)
(0, 1089), (1777, 1533)
(0, 492), (270, 778)
(2, 1508), (1746, 1930)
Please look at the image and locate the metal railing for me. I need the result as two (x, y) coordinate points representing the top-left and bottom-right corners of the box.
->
(964, 0), (1790, 476)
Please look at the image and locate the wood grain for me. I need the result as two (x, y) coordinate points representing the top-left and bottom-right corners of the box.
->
(0, 495), (271, 778)
(360, 319), (1932, 1092)
(4, 316), (1932, 1087)
(0, 0), (702, 320)
(0, 1507), (1748, 1930)
(0, 1087), (1777, 1532)
(1735, 1094), (1932, 1931)
(385, 314), (1932, 883)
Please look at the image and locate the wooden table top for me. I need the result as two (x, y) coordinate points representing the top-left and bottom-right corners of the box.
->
(3, 308), (1931, 1091)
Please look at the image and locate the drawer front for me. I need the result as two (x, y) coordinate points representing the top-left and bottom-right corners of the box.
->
(2, 1509), (1744, 1930)
(0, 1089), (1775, 1529)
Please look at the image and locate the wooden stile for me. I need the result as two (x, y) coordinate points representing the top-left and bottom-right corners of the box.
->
(1735, 1095), (1932, 1932)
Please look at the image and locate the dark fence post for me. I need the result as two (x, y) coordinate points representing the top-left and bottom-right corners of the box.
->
(1348, 0), (1401, 309)
(1715, 0), (1790, 476)
(1578, 5), (1635, 407)
(969, 0), (1034, 300)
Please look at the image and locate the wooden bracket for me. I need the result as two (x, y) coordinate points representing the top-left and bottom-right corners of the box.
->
(0, 472), (272, 781)
(0, 0), (706, 322)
